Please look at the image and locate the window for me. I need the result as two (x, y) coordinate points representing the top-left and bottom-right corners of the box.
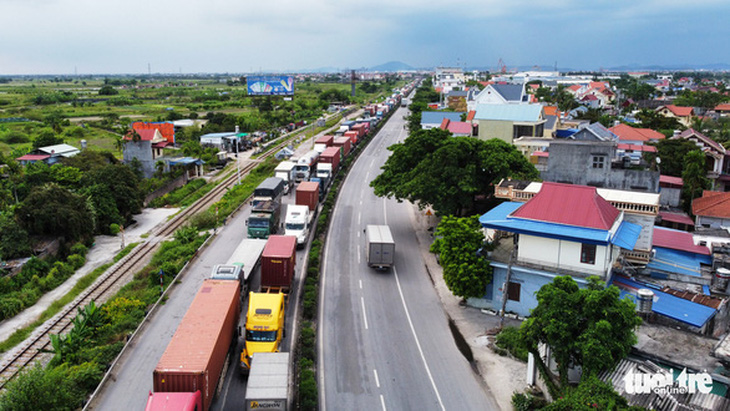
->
(581, 243), (596, 265)
(592, 155), (605, 169)
(507, 282), (521, 302)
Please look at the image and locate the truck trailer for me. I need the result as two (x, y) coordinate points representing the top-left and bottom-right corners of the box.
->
(240, 292), (286, 374)
(295, 181), (320, 212)
(148, 279), (240, 411)
(274, 161), (296, 195)
(251, 177), (285, 206)
(366, 225), (395, 270)
(319, 147), (340, 174)
(211, 238), (267, 296)
(261, 235), (297, 291)
(245, 352), (290, 411)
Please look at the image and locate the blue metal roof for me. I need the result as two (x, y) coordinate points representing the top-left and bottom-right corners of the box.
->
(168, 157), (203, 166)
(612, 276), (716, 328)
(612, 221), (641, 250)
(647, 247), (711, 278)
(556, 128), (579, 138)
(420, 111), (464, 125)
(474, 104), (543, 122)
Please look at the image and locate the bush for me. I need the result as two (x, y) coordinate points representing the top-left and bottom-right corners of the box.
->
(109, 223), (120, 235)
(67, 254), (86, 270)
(69, 242), (88, 257)
(495, 326), (529, 362)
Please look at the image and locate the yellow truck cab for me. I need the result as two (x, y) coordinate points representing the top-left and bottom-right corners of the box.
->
(240, 291), (285, 374)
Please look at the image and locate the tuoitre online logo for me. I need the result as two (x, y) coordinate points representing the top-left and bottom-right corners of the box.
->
(624, 368), (713, 395)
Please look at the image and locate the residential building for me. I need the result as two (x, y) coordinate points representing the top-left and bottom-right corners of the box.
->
(122, 129), (168, 178)
(671, 129), (730, 191)
(693, 191), (730, 229)
(16, 143), (80, 166)
(468, 83), (528, 111)
(473, 104), (545, 144)
(438, 119), (474, 137)
(446, 88), (479, 112)
(433, 67), (464, 94)
(541, 123), (660, 193)
(420, 111), (464, 130)
(609, 123), (665, 145)
(656, 104), (695, 127)
(130, 121), (176, 145)
(658, 175), (682, 208)
(476, 182), (642, 316)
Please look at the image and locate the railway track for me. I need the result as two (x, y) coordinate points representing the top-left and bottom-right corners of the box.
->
(0, 123), (318, 389)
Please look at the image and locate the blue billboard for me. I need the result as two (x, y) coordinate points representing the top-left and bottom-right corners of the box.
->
(247, 76), (295, 96)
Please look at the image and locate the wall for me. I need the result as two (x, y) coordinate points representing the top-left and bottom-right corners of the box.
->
(123, 141), (155, 178)
(623, 213), (655, 252)
(518, 235), (610, 277)
(697, 216), (730, 229)
(659, 187), (681, 207)
(477, 119), (513, 143)
(143, 174), (189, 206)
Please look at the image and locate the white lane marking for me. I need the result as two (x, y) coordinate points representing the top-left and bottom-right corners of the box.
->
(361, 297), (369, 330)
(358, 211), (361, 225)
(374, 368), (380, 387)
(393, 265), (445, 410)
(357, 230), (361, 238)
(370, 158), (375, 168)
(380, 395), (387, 411)
(357, 247), (361, 264)
(359, 279), (363, 289)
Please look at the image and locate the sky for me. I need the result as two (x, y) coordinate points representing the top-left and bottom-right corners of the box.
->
(1, 0), (729, 75)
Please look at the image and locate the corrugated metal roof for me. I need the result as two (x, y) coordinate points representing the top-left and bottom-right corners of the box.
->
(612, 275), (716, 328)
(613, 221), (642, 250)
(514, 182), (660, 207)
(16, 154), (50, 161)
(660, 175), (683, 186)
(420, 111), (464, 125)
(648, 247), (710, 278)
(474, 104), (543, 122)
(658, 211), (694, 226)
(661, 287), (724, 309)
(512, 182), (620, 230)
(653, 227), (710, 255)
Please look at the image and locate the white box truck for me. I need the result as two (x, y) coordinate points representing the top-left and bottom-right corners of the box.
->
(284, 204), (312, 249)
(366, 225), (395, 270)
(245, 352), (289, 411)
(274, 161), (296, 194)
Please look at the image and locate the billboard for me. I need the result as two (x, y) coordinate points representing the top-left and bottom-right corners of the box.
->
(247, 76), (295, 96)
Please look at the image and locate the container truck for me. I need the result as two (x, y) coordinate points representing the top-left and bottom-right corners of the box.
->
(319, 147), (340, 174)
(240, 291), (286, 375)
(308, 177), (326, 201)
(211, 238), (267, 296)
(351, 123), (367, 138)
(261, 235), (297, 291)
(334, 125), (349, 136)
(284, 205), (312, 248)
(314, 134), (334, 147)
(274, 161), (296, 195)
(148, 280), (240, 411)
(366, 225), (395, 270)
(314, 163), (332, 188)
(247, 200), (281, 239)
(296, 181), (320, 211)
(251, 177), (285, 206)
(245, 353), (290, 411)
(333, 136), (351, 157)
(293, 150), (319, 182)
(344, 130), (359, 146)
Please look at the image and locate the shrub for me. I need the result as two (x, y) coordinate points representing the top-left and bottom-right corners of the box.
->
(70, 243), (88, 257)
(495, 326), (528, 362)
(109, 223), (120, 235)
(67, 254), (86, 270)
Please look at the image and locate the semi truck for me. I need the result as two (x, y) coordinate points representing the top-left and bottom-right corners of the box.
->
(284, 205), (312, 249)
(245, 353), (290, 411)
(293, 150), (319, 183)
(239, 291), (286, 375)
(366, 225), (395, 270)
(319, 147), (340, 174)
(314, 164), (332, 189)
(261, 235), (297, 291)
(247, 200), (281, 239)
(251, 177), (285, 206)
(147, 279), (240, 411)
(274, 161), (296, 195)
(333, 136), (351, 157)
(296, 181), (320, 211)
(211, 238), (267, 296)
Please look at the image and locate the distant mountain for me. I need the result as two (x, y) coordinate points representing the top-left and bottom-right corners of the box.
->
(606, 63), (730, 72)
(369, 61), (414, 72)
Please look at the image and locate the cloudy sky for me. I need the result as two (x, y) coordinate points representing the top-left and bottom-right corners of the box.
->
(1, 0), (728, 75)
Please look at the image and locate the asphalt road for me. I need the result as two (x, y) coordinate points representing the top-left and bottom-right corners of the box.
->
(319, 105), (499, 410)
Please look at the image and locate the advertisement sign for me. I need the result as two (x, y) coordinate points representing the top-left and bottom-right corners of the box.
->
(247, 76), (294, 96)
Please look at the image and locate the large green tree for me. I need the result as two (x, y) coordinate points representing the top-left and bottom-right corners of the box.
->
(682, 150), (711, 213)
(370, 128), (538, 216)
(81, 164), (143, 223)
(646, 138), (700, 177)
(520, 276), (641, 387)
(16, 183), (95, 242)
(430, 215), (491, 299)
(543, 375), (640, 411)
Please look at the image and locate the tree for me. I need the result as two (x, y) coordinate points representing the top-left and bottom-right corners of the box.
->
(0, 213), (31, 260)
(543, 375), (640, 411)
(430, 215), (492, 299)
(32, 127), (64, 149)
(16, 183), (95, 242)
(682, 150), (711, 213)
(0, 364), (84, 410)
(635, 109), (682, 132)
(519, 276), (641, 387)
(98, 85), (118, 96)
(81, 164), (143, 223)
(647, 138), (699, 177)
(370, 128), (538, 216)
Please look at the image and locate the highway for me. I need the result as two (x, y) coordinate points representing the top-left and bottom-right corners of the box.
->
(319, 105), (498, 410)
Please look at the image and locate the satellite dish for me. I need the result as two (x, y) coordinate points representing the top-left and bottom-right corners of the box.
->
(656, 157), (661, 164)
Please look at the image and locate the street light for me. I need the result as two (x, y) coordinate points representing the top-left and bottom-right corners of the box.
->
(236, 135), (241, 185)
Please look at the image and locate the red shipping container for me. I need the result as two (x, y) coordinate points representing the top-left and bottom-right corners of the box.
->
(296, 181), (319, 211)
(351, 123), (366, 138)
(333, 137), (351, 157)
(319, 146), (341, 172)
(315, 134), (334, 146)
(261, 235), (297, 289)
(344, 131), (359, 145)
(152, 280), (240, 411)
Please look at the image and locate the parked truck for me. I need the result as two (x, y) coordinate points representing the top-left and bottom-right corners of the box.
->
(261, 235), (297, 291)
(333, 136), (351, 157)
(274, 161), (296, 195)
(296, 181), (320, 211)
(245, 352), (290, 411)
(239, 291), (286, 375)
(211, 238), (267, 296)
(251, 177), (285, 206)
(147, 279), (240, 411)
(313, 164), (332, 189)
(293, 150), (319, 183)
(247, 200), (281, 239)
(366, 225), (395, 270)
(319, 146), (341, 174)
(284, 205), (312, 249)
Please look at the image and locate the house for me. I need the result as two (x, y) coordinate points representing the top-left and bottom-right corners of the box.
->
(658, 175), (683, 208)
(131, 121), (176, 145)
(580, 94), (601, 108)
(715, 103), (730, 116)
(468, 83), (528, 111)
(473, 104), (545, 144)
(656, 105), (694, 127)
(439, 119), (474, 137)
(541, 123), (660, 193)
(420, 111), (464, 130)
(609, 123), (665, 145)
(16, 143), (80, 166)
(446, 88), (479, 112)
(476, 182), (642, 316)
(671, 129), (730, 191)
(643, 227), (712, 286)
(122, 129), (168, 178)
(693, 190), (730, 229)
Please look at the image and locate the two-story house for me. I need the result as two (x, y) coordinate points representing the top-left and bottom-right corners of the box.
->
(656, 105), (694, 128)
(476, 182), (642, 316)
(671, 129), (730, 191)
(122, 129), (167, 178)
(473, 104), (545, 144)
(467, 83), (528, 112)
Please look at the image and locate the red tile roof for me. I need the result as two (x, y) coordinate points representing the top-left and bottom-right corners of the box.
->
(715, 103), (730, 112)
(693, 190), (730, 219)
(581, 94), (598, 101)
(617, 143), (656, 152)
(674, 129), (725, 154)
(543, 106), (560, 117)
(439, 119), (473, 135)
(658, 211), (694, 226)
(466, 110), (476, 121)
(568, 84), (582, 92)
(653, 227), (709, 255)
(659, 104), (694, 117)
(16, 154), (51, 161)
(124, 129), (159, 141)
(659, 175), (683, 186)
(131, 122), (175, 144)
(609, 123), (665, 143)
(511, 182), (620, 230)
